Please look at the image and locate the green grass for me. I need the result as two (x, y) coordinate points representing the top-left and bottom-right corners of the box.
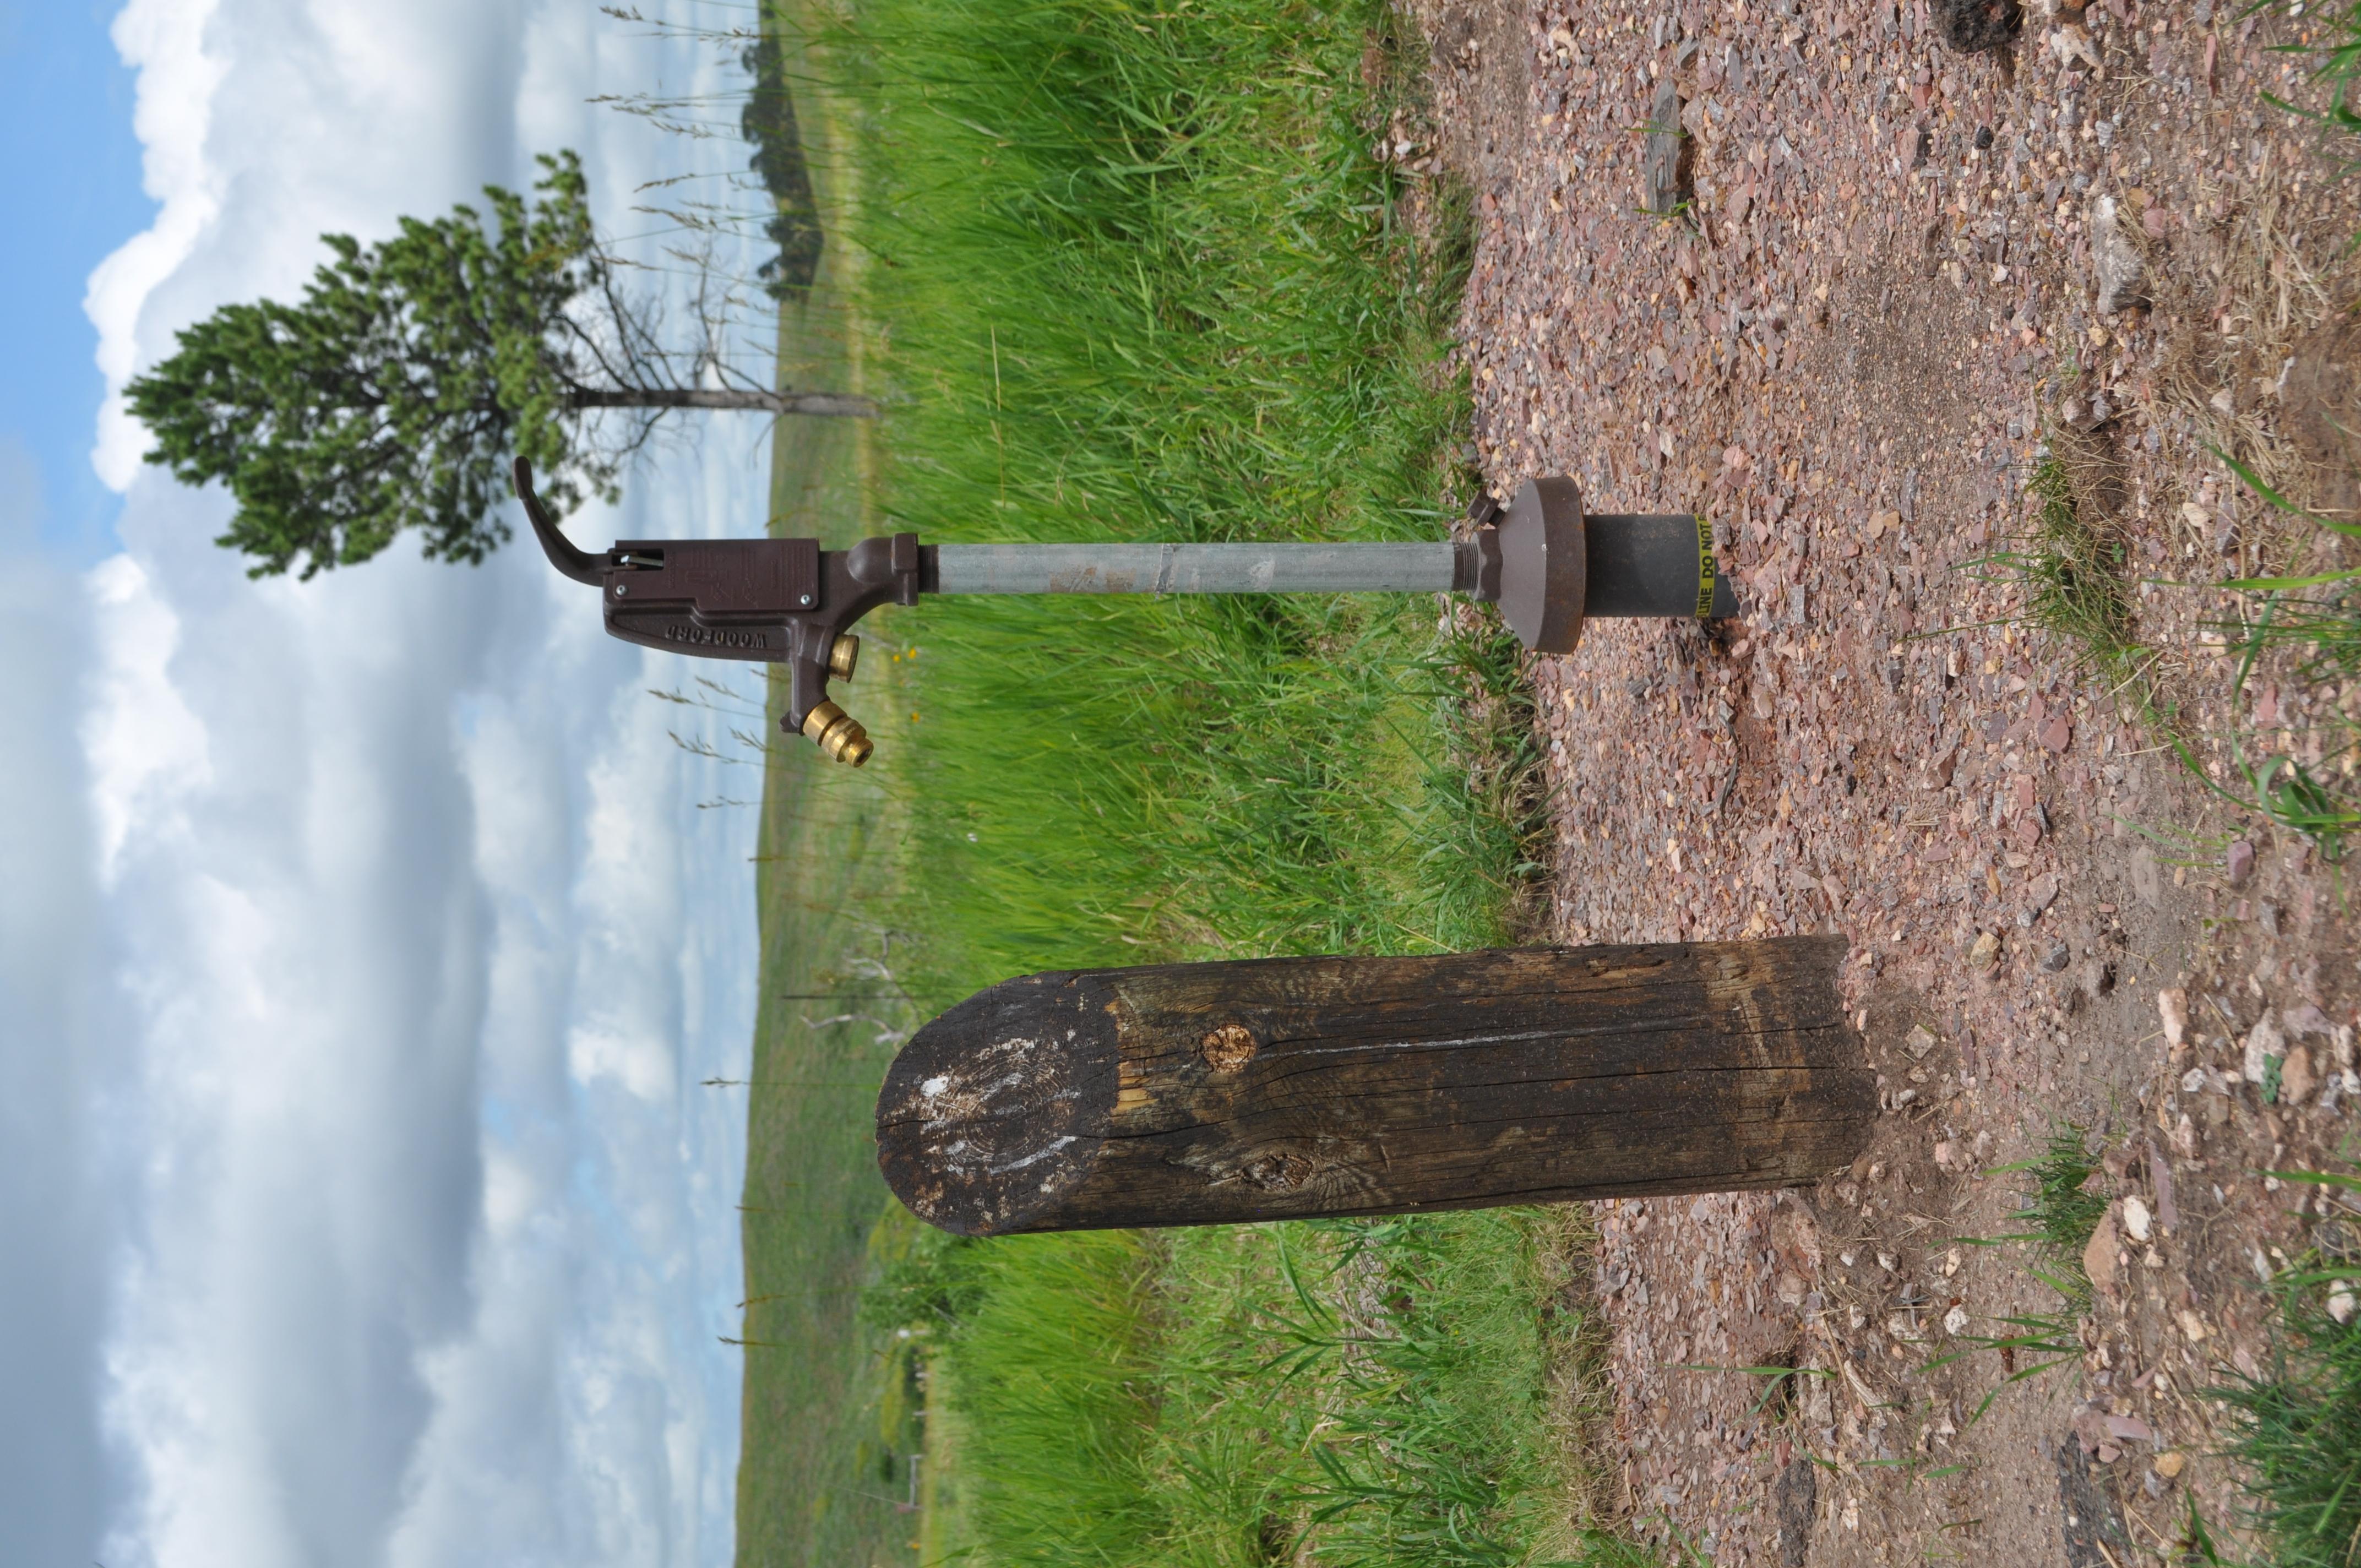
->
(729, 12), (932, 1564)
(2012, 1123), (2110, 1280)
(740, 4), (1583, 1561)
(2170, 1), (2361, 856)
(2203, 1170), (2361, 1568)
(862, 1210), (1602, 1568)
(1270, 1216), (1595, 1568)
(733, 2), (1587, 1564)
(1983, 449), (2147, 695)
(805, 0), (1536, 994)
(2197, 454), (2361, 862)
(1994, 439), (2361, 863)
(1925, 1125), (2108, 1420)
(2258, 0), (2361, 230)
(734, 715), (930, 1568)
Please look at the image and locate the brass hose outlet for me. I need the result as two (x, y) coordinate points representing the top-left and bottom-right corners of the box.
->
(802, 700), (874, 767)
(828, 633), (860, 680)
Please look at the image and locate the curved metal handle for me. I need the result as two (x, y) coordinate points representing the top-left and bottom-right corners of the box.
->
(511, 457), (603, 586)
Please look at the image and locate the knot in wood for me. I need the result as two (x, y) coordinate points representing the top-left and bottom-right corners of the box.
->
(1198, 1023), (1258, 1072)
(1240, 1150), (1313, 1193)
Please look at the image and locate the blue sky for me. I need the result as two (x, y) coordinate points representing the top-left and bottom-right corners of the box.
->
(0, 0), (151, 558)
(0, 4), (778, 1565)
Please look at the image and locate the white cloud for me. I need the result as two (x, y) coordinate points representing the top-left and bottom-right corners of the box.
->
(569, 1022), (679, 1102)
(81, 554), (210, 876)
(86, 0), (226, 489)
(0, 437), (126, 1568)
(75, 3), (772, 1566)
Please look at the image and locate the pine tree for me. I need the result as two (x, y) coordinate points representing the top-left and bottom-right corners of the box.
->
(126, 151), (871, 579)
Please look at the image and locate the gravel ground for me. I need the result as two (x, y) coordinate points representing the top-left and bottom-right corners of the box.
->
(1407, 1), (2361, 1562)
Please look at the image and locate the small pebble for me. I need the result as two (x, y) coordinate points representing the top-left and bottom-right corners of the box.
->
(2123, 1196), (2152, 1243)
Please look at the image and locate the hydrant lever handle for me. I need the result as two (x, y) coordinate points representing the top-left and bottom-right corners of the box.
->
(511, 458), (606, 586)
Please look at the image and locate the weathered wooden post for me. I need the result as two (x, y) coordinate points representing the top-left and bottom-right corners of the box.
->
(875, 936), (1874, 1235)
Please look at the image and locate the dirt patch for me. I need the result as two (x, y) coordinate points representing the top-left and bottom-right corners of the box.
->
(1409, 0), (2361, 1562)
(2284, 314), (2361, 520)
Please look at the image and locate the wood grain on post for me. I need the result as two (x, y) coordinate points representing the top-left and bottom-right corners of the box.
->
(875, 937), (1874, 1235)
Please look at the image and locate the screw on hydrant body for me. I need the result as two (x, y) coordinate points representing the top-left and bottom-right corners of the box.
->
(514, 459), (1737, 767)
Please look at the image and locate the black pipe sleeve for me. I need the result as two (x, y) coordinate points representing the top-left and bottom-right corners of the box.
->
(1584, 514), (1738, 619)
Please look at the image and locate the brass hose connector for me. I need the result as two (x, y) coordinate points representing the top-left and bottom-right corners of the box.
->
(828, 633), (861, 680)
(802, 700), (874, 767)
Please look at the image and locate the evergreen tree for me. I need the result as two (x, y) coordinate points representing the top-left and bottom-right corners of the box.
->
(126, 151), (871, 579)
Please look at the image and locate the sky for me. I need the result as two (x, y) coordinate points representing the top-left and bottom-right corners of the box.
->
(0, 2), (782, 1564)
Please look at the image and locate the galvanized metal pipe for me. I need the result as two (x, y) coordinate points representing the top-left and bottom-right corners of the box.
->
(932, 541), (1462, 596)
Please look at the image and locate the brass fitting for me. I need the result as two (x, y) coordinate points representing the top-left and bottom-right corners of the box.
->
(801, 700), (873, 767)
(828, 633), (861, 681)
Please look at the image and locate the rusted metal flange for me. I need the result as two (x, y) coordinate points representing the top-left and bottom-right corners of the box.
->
(1495, 476), (1588, 654)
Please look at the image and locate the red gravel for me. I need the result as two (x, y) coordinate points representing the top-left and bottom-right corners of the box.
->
(1413, 0), (2361, 1561)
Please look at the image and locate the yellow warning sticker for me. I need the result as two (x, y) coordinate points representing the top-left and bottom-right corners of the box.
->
(1694, 514), (1716, 619)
